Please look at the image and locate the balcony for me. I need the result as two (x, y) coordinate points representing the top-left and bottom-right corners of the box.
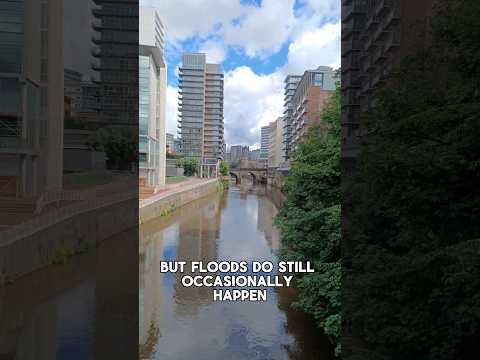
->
(342, 36), (362, 56)
(372, 44), (386, 64)
(376, 0), (394, 16)
(342, 0), (367, 22)
(365, 14), (379, 30)
(384, 30), (400, 53)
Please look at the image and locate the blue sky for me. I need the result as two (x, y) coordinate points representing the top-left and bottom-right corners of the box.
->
(140, 0), (341, 148)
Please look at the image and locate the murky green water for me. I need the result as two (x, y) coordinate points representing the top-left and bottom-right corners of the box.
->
(139, 184), (335, 360)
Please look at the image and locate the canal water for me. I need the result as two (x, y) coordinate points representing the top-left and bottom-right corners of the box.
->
(139, 184), (335, 360)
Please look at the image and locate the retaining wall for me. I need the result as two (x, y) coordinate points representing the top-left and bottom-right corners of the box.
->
(0, 194), (137, 280)
(139, 179), (218, 224)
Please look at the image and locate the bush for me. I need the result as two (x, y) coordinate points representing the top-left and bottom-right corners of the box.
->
(219, 161), (230, 177)
(176, 157), (199, 176)
(275, 88), (341, 354)
(87, 127), (137, 170)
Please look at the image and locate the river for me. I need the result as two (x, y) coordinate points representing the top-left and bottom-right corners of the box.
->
(139, 184), (335, 360)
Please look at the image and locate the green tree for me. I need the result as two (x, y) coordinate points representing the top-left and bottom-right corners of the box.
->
(276, 88), (341, 354)
(344, 1), (480, 359)
(219, 161), (230, 177)
(176, 157), (199, 176)
(87, 127), (137, 170)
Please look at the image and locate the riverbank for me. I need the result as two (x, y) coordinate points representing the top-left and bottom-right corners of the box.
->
(139, 178), (220, 224)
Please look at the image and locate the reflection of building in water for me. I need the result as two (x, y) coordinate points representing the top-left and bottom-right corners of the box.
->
(0, 252), (97, 360)
(139, 226), (163, 357)
(95, 228), (138, 359)
(174, 196), (221, 316)
(257, 194), (281, 251)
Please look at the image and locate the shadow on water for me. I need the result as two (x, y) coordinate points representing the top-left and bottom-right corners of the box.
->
(0, 228), (138, 360)
(139, 184), (335, 360)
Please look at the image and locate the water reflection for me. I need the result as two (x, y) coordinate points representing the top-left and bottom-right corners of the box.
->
(0, 229), (138, 360)
(139, 185), (334, 360)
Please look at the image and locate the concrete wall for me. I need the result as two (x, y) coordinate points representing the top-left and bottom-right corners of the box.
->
(139, 179), (218, 224)
(0, 198), (137, 280)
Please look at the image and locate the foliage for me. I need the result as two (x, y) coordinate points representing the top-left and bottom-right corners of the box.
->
(275, 88), (341, 354)
(176, 157), (199, 176)
(219, 161), (230, 177)
(87, 127), (137, 170)
(344, 2), (480, 359)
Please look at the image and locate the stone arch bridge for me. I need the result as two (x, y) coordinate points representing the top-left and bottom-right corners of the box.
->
(230, 167), (267, 185)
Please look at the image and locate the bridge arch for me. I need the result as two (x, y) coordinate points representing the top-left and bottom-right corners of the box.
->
(230, 172), (240, 184)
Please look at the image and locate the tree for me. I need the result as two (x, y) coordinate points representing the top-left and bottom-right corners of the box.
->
(87, 127), (137, 170)
(176, 157), (199, 176)
(219, 161), (230, 177)
(344, 1), (480, 359)
(276, 88), (341, 355)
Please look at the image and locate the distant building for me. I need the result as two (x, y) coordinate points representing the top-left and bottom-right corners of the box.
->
(166, 133), (174, 154)
(173, 137), (182, 155)
(249, 149), (260, 161)
(268, 117), (285, 168)
(260, 126), (270, 162)
(178, 53), (225, 176)
(230, 145), (249, 162)
(139, 6), (167, 186)
(282, 74), (302, 159)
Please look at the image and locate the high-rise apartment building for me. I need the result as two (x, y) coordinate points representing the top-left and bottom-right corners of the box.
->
(92, 0), (138, 125)
(282, 74), (302, 159)
(341, 0), (434, 165)
(139, 6), (166, 186)
(259, 125), (270, 163)
(0, 0), (63, 196)
(284, 66), (338, 155)
(178, 53), (224, 175)
(268, 117), (285, 168)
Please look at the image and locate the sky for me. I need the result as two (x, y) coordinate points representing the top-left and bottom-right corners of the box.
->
(140, 0), (341, 149)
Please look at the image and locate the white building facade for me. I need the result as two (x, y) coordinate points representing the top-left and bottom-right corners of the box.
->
(139, 7), (166, 186)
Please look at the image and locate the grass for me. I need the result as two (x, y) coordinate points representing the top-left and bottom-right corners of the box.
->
(166, 176), (187, 184)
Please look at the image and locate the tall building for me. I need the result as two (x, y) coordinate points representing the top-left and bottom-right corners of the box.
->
(259, 125), (270, 163)
(139, 6), (167, 186)
(0, 0), (64, 196)
(285, 66), (338, 154)
(341, 0), (434, 165)
(178, 53), (224, 175)
(91, 0), (138, 125)
(282, 74), (302, 159)
(248, 149), (260, 161)
(230, 145), (249, 162)
(268, 117), (285, 168)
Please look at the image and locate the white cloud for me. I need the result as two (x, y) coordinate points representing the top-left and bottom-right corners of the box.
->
(166, 85), (179, 136)
(302, 0), (341, 15)
(285, 21), (341, 74)
(222, 0), (296, 58)
(140, 0), (245, 43)
(198, 39), (227, 63)
(223, 66), (284, 147)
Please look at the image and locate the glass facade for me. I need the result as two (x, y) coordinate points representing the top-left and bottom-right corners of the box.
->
(139, 55), (159, 185)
